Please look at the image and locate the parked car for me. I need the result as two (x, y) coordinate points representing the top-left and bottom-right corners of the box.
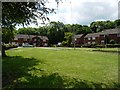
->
(22, 43), (33, 47)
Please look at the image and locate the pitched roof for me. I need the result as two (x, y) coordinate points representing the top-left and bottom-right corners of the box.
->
(15, 34), (34, 39)
(15, 34), (48, 40)
(84, 33), (101, 38)
(38, 36), (49, 40)
(84, 29), (120, 38)
(100, 29), (120, 35)
(74, 34), (83, 38)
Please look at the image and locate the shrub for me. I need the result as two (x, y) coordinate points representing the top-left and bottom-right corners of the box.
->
(82, 44), (96, 48)
(4, 44), (18, 50)
(61, 41), (68, 47)
(106, 44), (120, 48)
(109, 39), (116, 44)
(96, 45), (105, 48)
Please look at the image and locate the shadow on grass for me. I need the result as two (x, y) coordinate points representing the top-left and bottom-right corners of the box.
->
(92, 50), (120, 54)
(10, 73), (120, 89)
(2, 56), (40, 88)
(2, 56), (120, 89)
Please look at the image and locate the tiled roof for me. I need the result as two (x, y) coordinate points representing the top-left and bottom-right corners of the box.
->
(74, 34), (83, 38)
(15, 34), (48, 40)
(38, 36), (49, 40)
(85, 29), (120, 38)
(73, 34), (88, 38)
(84, 33), (101, 38)
(100, 29), (120, 35)
(15, 34), (34, 39)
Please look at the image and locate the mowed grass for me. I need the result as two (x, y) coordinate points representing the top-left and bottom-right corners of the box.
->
(3, 47), (119, 89)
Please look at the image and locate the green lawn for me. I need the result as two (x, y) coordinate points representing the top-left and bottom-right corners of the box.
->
(2, 47), (119, 89)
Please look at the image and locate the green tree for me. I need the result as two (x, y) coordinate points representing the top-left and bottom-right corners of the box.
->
(2, 28), (15, 44)
(82, 25), (92, 34)
(18, 27), (36, 35)
(47, 21), (65, 45)
(90, 20), (116, 33)
(62, 32), (73, 46)
(2, 1), (59, 57)
(115, 19), (120, 28)
(37, 26), (48, 35)
(64, 24), (72, 32)
(104, 20), (115, 29)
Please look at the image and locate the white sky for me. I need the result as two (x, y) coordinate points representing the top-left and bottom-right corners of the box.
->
(16, 0), (120, 29)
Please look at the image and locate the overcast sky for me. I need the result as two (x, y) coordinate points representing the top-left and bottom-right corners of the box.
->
(16, 0), (120, 29)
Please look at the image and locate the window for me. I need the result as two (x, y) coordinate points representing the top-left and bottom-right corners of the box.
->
(117, 34), (120, 37)
(101, 40), (104, 43)
(92, 37), (95, 40)
(101, 40), (104, 44)
(88, 42), (91, 44)
(92, 42), (95, 44)
(88, 37), (91, 40)
(43, 40), (46, 42)
(34, 39), (36, 41)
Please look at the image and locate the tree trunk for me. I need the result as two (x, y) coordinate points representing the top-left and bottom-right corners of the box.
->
(2, 45), (7, 57)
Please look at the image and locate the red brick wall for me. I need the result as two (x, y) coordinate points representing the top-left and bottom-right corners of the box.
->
(75, 37), (84, 44)
(84, 37), (100, 44)
(100, 34), (120, 44)
(109, 34), (120, 43)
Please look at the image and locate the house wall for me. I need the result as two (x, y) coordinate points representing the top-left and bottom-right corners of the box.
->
(13, 38), (31, 46)
(109, 34), (120, 43)
(73, 33), (120, 45)
(12, 35), (49, 46)
(84, 37), (100, 44)
(73, 34), (87, 44)
(100, 34), (120, 44)
(75, 38), (84, 44)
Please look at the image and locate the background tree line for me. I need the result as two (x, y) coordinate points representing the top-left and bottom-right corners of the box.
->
(3, 19), (120, 46)
(14, 19), (120, 45)
(2, 1), (120, 57)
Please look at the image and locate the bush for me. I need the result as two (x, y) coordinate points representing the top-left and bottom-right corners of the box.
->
(82, 44), (96, 48)
(106, 44), (120, 48)
(61, 41), (68, 47)
(81, 44), (120, 48)
(96, 45), (105, 48)
(109, 39), (116, 44)
(75, 44), (81, 47)
(4, 44), (18, 50)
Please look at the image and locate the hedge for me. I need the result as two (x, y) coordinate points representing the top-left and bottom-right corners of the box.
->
(3, 44), (18, 50)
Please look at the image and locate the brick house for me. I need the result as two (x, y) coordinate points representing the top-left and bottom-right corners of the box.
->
(84, 33), (101, 44)
(73, 29), (120, 45)
(72, 34), (87, 44)
(99, 29), (120, 44)
(12, 34), (49, 46)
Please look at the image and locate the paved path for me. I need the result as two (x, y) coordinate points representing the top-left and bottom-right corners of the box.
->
(38, 47), (74, 50)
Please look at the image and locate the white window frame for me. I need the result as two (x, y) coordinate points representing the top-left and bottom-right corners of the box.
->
(92, 37), (95, 40)
(88, 42), (91, 44)
(92, 42), (95, 44)
(117, 34), (120, 37)
(101, 40), (104, 43)
(101, 40), (105, 44)
(43, 40), (46, 42)
(88, 37), (91, 40)
(34, 39), (36, 41)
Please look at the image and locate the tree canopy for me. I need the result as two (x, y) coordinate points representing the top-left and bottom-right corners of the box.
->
(2, 1), (60, 56)
(2, 1), (59, 29)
